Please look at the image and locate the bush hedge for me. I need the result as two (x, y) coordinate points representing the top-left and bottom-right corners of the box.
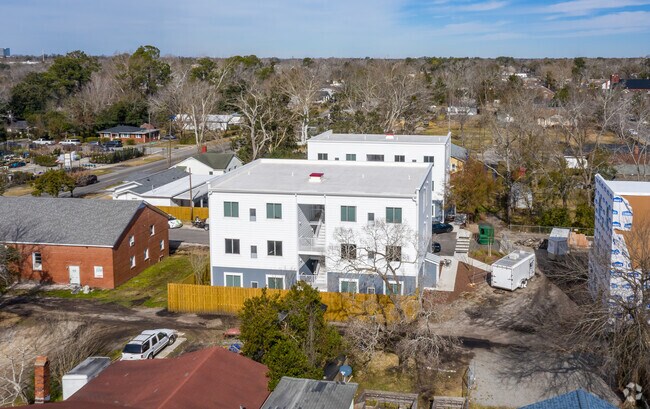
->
(90, 148), (143, 164)
(33, 155), (58, 167)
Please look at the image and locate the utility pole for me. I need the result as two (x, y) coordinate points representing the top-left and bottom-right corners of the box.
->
(188, 169), (194, 221)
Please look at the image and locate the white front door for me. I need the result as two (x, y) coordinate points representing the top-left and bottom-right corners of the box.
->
(68, 265), (81, 285)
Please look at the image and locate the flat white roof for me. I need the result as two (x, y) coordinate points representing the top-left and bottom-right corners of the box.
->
(208, 159), (431, 197)
(309, 130), (450, 145)
(602, 179), (650, 196)
(144, 174), (217, 198)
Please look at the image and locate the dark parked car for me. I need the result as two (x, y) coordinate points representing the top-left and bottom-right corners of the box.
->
(105, 140), (123, 148)
(75, 174), (98, 187)
(432, 223), (453, 234)
(161, 134), (177, 140)
(9, 161), (26, 168)
(432, 242), (441, 253)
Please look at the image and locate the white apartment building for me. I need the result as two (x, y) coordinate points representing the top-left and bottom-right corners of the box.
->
(307, 130), (451, 220)
(589, 174), (650, 303)
(208, 159), (437, 295)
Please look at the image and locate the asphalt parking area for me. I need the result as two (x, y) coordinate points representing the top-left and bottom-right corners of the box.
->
(432, 231), (457, 256)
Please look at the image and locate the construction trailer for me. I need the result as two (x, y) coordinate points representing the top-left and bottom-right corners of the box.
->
(490, 250), (536, 291)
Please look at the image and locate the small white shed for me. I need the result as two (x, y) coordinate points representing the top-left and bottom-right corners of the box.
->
(62, 357), (111, 400)
(490, 250), (536, 291)
(548, 228), (570, 259)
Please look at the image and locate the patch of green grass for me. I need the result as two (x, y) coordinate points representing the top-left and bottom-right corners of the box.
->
(42, 255), (193, 308)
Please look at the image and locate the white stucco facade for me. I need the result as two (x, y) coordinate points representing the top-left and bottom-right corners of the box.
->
(306, 130), (451, 220)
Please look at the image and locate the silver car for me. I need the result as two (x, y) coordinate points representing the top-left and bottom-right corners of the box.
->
(121, 329), (176, 360)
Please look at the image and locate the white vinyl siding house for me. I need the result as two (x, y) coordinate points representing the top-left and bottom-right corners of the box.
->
(208, 159), (435, 295)
(307, 130), (451, 220)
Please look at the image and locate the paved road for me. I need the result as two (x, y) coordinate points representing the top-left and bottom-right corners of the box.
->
(73, 141), (232, 197)
(169, 226), (210, 246)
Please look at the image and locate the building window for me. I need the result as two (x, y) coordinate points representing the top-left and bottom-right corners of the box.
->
(251, 245), (258, 258)
(149, 225), (155, 236)
(130, 256), (136, 268)
(318, 153), (328, 160)
(225, 239), (240, 254)
(424, 156), (434, 164)
(367, 286), (376, 294)
(386, 246), (402, 262)
(32, 252), (42, 271)
(346, 154), (356, 161)
(160, 240), (165, 251)
(367, 212), (375, 224)
(251, 281), (259, 288)
(394, 155), (405, 162)
(385, 281), (402, 295)
(129, 235), (135, 247)
(144, 248), (149, 260)
(368, 250), (376, 260)
(386, 207), (402, 224)
(340, 206), (356, 222)
(266, 203), (282, 219)
(335, 157), (339, 161)
(367, 154), (384, 162)
(94, 266), (104, 279)
(267, 241), (283, 256)
(339, 279), (358, 293)
(250, 208), (256, 221)
(341, 244), (357, 260)
(225, 273), (243, 287)
(267, 275), (285, 289)
(224, 201), (239, 217)
(432, 181), (435, 192)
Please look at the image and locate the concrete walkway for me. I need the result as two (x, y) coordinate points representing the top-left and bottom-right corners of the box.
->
(436, 256), (458, 292)
(455, 253), (493, 272)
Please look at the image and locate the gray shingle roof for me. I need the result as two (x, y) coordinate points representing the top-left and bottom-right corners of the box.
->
(192, 153), (235, 170)
(98, 125), (153, 134)
(261, 377), (358, 409)
(0, 197), (149, 247)
(451, 143), (469, 160)
(519, 389), (618, 409)
(126, 168), (189, 195)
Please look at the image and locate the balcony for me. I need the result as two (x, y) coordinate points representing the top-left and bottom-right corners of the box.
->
(299, 237), (325, 253)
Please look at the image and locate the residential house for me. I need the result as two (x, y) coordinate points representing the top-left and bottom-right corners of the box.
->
(97, 125), (160, 143)
(447, 105), (478, 116)
(47, 347), (271, 408)
(519, 389), (618, 409)
(608, 74), (650, 91)
(261, 377), (358, 409)
(208, 159), (436, 294)
(113, 168), (218, 207)
(307, 130), (450, 220)
(0, 197), (169, 289)
(171, 152), (242, 176)
(450, 143), (468, 173)
(175, 113), (242, 132)
(589, 174), (650, 302)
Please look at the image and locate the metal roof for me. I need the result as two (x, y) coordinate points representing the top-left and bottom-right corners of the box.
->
(309, 130), (450, 144)
(519, 389), (618, 409)
(65, 357), (111, 377)
(208, 159), (431, 198)
(0, 197), (151, 247)
(98, 125), (157, 134)
(262, 377), (358, 409)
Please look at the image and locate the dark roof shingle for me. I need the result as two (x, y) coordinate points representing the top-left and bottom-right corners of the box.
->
(192, 153), (236, 170)
(262, 377), (358, 409)
(519, 389), (618, 409)
(0, 197), (148, 247)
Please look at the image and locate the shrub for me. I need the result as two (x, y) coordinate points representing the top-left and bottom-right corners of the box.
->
(125, 139), (136, 146)
(90, 148), (143, 164)
(33, 155), (58, 167)
(8, 171), (35, 186)
(84, 136), (99, 143)
(538, 207), (571, 227)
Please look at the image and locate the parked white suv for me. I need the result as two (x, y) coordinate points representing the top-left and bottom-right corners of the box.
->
(121, 329), (176, 360)
(60, 139), (82, 146)
(33, 138), (55, 145)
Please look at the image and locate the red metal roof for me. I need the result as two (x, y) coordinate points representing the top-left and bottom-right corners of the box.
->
(48, 347), (270, 409)
(309, 172), (324, 177)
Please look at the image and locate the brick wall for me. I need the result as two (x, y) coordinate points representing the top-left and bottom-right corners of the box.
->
(112, 205), (170, 287)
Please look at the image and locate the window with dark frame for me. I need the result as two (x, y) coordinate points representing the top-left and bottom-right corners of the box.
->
(340, 205), (356, 222)
(224, 201), (239, 217)
(424, 156), (435, 164)
(394, 155), (405, 162)
(386, 245), (402, 262)
(317, 153), (328, 160)
(266, 203), (282, 219)
(225, 238), (240, 254)
(346, 154), (356, 161)
(341, 243), (357, 260)
(386, 207), (402, 223)
(367, 154), (384, 162)
(267, 241), (283, 256)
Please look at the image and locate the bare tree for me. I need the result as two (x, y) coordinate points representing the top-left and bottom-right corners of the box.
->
(188, 248), (209, 285)
(280, 65), (322, 144)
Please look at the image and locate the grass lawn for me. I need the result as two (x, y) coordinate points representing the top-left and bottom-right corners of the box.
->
(353, 352), (416, 394)
(43, 254), (193, 308)
(121, 154), (164, 167)
(3, 185), (33, 196)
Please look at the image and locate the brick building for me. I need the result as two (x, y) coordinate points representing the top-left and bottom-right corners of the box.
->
(97, 124), (160, 143)
(0, 197), (169, 289)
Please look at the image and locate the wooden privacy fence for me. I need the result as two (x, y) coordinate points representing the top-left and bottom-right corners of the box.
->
(167, 283), (418, 322)
(156, 206), (209, 222)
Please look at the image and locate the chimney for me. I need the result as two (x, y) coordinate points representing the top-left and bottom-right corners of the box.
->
(611, 74), (620, 84)
(34, 356), (50, 404)
(309, 172), (324, 183)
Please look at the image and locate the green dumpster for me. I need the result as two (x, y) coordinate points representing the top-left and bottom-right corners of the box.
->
(478, 224), (494, 245)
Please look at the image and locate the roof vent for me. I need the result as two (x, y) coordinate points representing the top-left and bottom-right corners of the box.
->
(385, 133), (395, 140)
(509, 252), (520, 260)
(309, 172), (324, 183)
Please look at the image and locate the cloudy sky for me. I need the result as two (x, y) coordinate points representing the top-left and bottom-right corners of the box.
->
(2, 0), (649, 58)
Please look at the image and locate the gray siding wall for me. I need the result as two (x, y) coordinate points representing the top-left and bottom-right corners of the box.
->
(420, 261), (438, 288)
(326, 272), (417, 295)
(212, 266), (297, 289)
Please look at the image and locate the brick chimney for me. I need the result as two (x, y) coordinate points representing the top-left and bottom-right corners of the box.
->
(34, 356), (50, 404)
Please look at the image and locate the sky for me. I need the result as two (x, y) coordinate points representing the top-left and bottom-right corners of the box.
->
(1, 0), (649, 58)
